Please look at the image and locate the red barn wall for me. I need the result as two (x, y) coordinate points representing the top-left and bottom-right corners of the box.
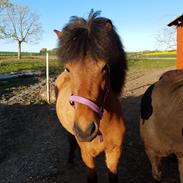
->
(177, 25), (183, 69)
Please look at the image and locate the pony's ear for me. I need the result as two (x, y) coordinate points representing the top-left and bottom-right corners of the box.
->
(54, 29), (63, 39)
(105, 20), (113, 31)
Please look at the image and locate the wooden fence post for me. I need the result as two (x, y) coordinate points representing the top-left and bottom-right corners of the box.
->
(46, 51), (50, 104)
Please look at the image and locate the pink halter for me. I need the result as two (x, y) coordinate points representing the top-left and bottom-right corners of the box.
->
(69, 68), (110, 119)
(69, 95), (103, 118)
(68, 68), (110, 143)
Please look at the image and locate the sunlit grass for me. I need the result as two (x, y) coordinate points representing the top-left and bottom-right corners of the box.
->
(0, 58), (63, 75)
(143, 50), (176, 58)
(0, 56), (176, 75)
(144, 50), (176, 56)
(128, 59), (176, 71)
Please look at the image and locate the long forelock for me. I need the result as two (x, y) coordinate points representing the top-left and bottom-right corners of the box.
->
(57, 10), (127, 94)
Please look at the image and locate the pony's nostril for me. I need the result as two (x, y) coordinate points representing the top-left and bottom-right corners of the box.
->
(73, 122), (98, 142)
(69, 100), (75, 106)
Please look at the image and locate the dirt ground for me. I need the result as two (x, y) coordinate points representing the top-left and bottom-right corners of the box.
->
(0, 67), (180, 183)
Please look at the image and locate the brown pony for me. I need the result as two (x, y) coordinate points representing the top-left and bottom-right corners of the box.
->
(140, 69), (183, 183)
(54, 10), (127, 183)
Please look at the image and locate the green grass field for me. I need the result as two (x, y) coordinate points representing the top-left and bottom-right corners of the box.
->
(0, 58), (63, 75)
(0, 56), (176, 74)
(0, 50), (176, 74)
(143, 50), (176, 57)
(128, 59), (175, 71)
(128, 50), (176, 60)
(0, 51), (42, 56)
(143, 54), (176, 58)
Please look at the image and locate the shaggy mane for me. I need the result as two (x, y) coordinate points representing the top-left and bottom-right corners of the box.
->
(57, 10), (127, 94)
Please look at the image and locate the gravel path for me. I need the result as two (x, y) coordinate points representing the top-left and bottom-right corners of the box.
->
(0, 67), (179, 183)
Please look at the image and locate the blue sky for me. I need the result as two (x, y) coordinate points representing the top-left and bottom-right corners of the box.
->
(0, 0), (182, 52)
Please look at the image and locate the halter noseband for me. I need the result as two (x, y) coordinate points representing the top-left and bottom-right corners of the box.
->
(68, 68), (110, 119)
(69, 96), (104, 118)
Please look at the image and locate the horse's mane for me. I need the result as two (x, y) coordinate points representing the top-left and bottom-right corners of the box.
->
(58, 10), (127, 94)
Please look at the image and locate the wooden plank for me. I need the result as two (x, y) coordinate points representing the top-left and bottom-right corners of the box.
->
(46, 52), (50, 103)
(177, 25), (183, 69)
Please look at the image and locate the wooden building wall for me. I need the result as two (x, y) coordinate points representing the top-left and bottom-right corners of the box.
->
(177, 25), (183, 69)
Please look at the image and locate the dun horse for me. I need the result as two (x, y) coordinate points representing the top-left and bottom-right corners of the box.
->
(54, 10), (127, 183)
(140, 69), (183, 182)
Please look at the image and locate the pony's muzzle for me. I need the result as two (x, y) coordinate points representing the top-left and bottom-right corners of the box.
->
(73, 122), (98, 142)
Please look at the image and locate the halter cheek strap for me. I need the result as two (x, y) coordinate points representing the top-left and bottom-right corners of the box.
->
(69, 68), (110, 119)
(69, 96), (103, 118)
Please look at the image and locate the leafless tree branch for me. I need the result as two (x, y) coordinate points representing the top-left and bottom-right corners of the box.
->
(155, 26), (176, 50)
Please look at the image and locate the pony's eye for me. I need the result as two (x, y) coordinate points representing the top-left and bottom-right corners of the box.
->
(65, 67), (70, 72)
(102, 64), (108, 72)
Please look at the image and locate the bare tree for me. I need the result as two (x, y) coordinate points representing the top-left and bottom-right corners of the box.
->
(155, 27), (176, 51)
(0, 3), (42, 59)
